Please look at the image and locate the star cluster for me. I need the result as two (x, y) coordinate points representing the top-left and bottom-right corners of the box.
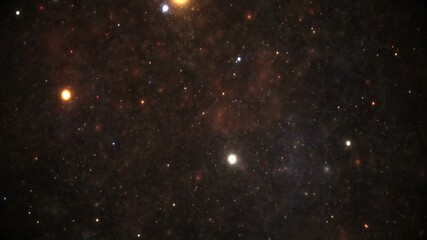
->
(0, 0), (426, 239)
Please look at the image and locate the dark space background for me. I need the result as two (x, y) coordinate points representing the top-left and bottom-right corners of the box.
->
(0, 0), (426, 239)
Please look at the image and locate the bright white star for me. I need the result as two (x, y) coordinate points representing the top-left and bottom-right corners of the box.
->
(228, 154), (237, 165)
(162, 4), (169, 13)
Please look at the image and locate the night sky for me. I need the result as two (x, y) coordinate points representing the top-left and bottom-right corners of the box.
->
(0, 0), (426, 239)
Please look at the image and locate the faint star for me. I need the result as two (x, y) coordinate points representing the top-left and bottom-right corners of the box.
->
(355, 159), (361, 166)
(324, 166), (330, 173)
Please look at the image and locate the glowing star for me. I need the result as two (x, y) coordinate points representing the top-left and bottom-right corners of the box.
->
(172, 0), (188, 6)
(324, 166), (331, 173)
(16, 10), (20, 16)
(346, 140), (351, 146)
(162, 4), (169, 13)
(355, 159), (361, 166)
(61, 89), (72, 101)
(236, 56), (242, 63)
(227, 154), (237, 165)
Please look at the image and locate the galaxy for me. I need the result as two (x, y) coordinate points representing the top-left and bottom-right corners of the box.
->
(0, 0), (426, 239)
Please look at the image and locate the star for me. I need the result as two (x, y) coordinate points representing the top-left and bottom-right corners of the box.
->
(227, 154), (237, 165)
(172, 0), (189, 5)
(61, 88), (72, 102)
(324, 166), (331, 173)
(15, 10), (20, 16)
(346, 140), (351, 147)
(162, 4), (169, 13)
